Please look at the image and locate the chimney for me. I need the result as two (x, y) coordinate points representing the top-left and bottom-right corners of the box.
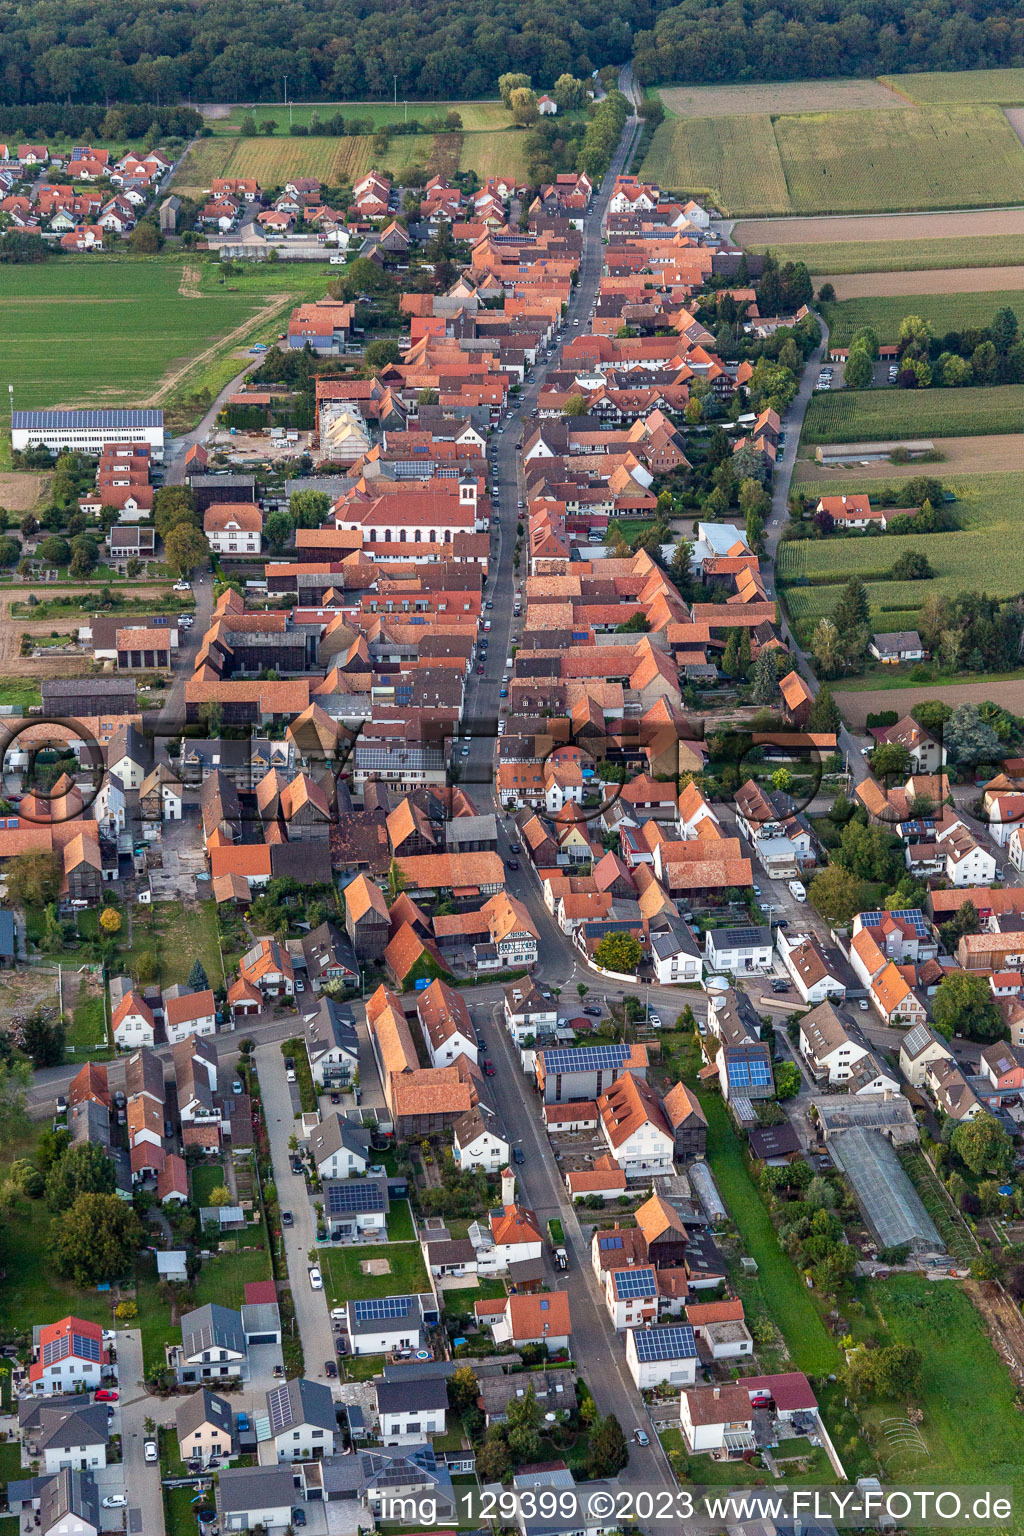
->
(713, 1387), (720, 1399)
(501, 1168), (515, 1206)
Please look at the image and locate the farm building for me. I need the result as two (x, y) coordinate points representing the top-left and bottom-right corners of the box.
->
(813, 438), (934, 466)
(828, 1126), (944, 1255)
(12, 408), (165, 459)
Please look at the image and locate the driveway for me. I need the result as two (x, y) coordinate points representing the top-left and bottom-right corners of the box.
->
(255, 1040), (338, 1391)
(115, 1329), (165, 1536)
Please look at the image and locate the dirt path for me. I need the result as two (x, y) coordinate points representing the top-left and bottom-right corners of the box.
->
(836, 677), (1024, 728)
(819, 265), (1024, 297)
(144, 293), (293, 406)
(1005, 107), (1024, 148)
(966, 1279), (1024, 1393)
(178, 262), (202, 298)
(734, 207), (1024, 245)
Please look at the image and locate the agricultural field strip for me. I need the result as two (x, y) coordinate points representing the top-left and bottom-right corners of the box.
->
(657, 79), (904, 117)
(641, 104), (1024, 216)
(743, 236), (1024, 275)
(777, 471), (1024, 626)
(879, 68), (1024, 105)
(800, 383), (1024, 443)
(812, 268), (1024, 297)
(821, 288), (1024, 344)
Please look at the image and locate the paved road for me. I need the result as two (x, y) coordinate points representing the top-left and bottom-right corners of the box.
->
(157, 567), (214, 736)
(255, 1039), (338, 1391)
(162, 360), (263, 486)
(117, 1327), (167, 1536)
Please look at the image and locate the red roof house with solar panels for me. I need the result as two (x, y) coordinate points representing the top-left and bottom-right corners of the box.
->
(30, 1317), (109, 1395)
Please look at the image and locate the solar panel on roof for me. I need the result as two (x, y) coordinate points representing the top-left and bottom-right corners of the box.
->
(860, 909), (928, 937)
(598, 1234), (623, 1251)
(12, 409), (162, 429)
(716, 928), (766, 946)
(612, 1267), (657, 1298)
(352, 1296), (415, 1321)
(727, 1053), (772, 1088)
(266, 1383), (292, 1434)
(632, 1325), (696, 1362)
(540, 1045), (631, 1072)
(325, 1181), (385, 1213)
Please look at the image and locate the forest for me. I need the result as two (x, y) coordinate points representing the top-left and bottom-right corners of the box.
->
(634, 0), (1024, 86)
(0, 0), (649, 106)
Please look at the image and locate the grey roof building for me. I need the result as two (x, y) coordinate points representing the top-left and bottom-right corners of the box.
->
(21, 1401), (108, 1457)
(180, 1304), (248, 1374)
(69, 1099), (110, 1149)
(374, 1377), (448, 1418)
(40, 1469), (100, 1536)
(303, 997), (359, 1085)
(216, 1464), (296, 1530)
(266, 1376), (337, 1435)
(308, 1113), (371, 1172)
(176, 1387), (235, 1443)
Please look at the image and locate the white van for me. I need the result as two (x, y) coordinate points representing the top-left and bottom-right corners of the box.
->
(788, 879), (807, 902)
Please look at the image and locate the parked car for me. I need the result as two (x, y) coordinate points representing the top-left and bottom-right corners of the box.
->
(95, 1389), (118, 1402)
(144, 1441), (158, 1464)
(512, 1147), (525, 1165)
(103, 1497), (128, 1509)
(633, 1429), (650, 1447)
(292, 1511), (307, 1528)
(325, 1359), (338, 1378)
(281, 1210), (293, 1226)
(583, 1006), (602, 1017)
(507, 859), (519, 870)
(286, 1069), (297, 1083)
(484, 1060), (496, 1076)
(648, 1012), (662, 1030)
(509, 842), (521, 854)
(309, 1266), (323, 1290)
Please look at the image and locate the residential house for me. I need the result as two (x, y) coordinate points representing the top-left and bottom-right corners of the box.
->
(798, 1001), (868, 1085)
(216, 1465), (295, 1532)
(779, 932), (847, 1004)
(597, 1072), (675, 1176)
(177, 1304), (249, 1384)
(663, 1082), (707, 1161)
(321, 1176), (389, 1240)
(375, 1378), (448, 1445)
(503, 978), (558, 1044)
(678, 1384), (754, 1454)
(345, 1296), (425, 1357)
(417, 978), (477, 1067)
(452, 1106), (509, 1172)
(303, 997), (359, 1088)
(603, 1265), (659, 1331)
(164, 988), (217, 1045)
(204, 504), (262, 555)
(111, 989), (155, 1049)
(625, 1324), (698, 1390)
(176, 1389), (236, 1468)
(301, 921), (359, 991)
(308, 1113), (371, 1180)
(705, 926), (773, 977)
(899, 1022), (954, 1087)
(19, 1400), (109, 1474)
(926, 1058), (982, 1122)
(237, 938), (294, 1000)
(869, 631), (925, 665)
(265, 1377), (337, 1462)
(476, 1292), (572, 1351)
(29, 1319), (108, 1397)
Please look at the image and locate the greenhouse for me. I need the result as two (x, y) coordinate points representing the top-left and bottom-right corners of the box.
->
(828, 1127), (944, 1254)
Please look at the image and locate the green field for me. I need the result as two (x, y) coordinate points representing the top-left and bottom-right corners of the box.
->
(641, 104), (1024, 216)
(778, 470), (1024, 636)
(822, 290), (1024, 346)
(217, 99), (514, 132)
(320, 1242), (430, 1303)
(2, 258), (317, 415)
(801, 383), (1024, 443)
(640, 113), (789, 215)
(135, 899), (226, 990)
(745, 233), (1024, 275)
(882, 68), (1024, 105)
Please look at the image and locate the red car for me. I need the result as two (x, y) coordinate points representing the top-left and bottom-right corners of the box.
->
(95, 1389), (118, 1402)
(484, 1060), (496, 1076)
(476, 665), (485, 675)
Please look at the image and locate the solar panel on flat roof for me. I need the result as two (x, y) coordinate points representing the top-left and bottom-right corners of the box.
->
(12, 409), (162, 429)
(632, 1325), (697, 1362)
(612, 1267), (657, 1299)
(325, 1180), (385, 1213)
(352, 1296), (415, 1321)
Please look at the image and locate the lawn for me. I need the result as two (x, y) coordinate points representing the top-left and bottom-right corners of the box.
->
(342, 1351), (388, 1381)
(0, 679), (41, 708)
(164, 1483), (208, 1536)
(700, 1093), (840, 1375)
(801, 383), (1024, 443)
(68, 991), (108, 1053)
(745, 234), (1024, 276)
(319, 1242), (430, 1303)
(387, 1199), (415, 1242)
(137, 900), (225, 990)
(0, 1136), (114, 1336)
(192, 1246), (272, 1310)
(190, 1163), (227, 1207)
(1, 258), (304, 415)
(0, 1440), (24, 1502)
(441, 1277), (507, 1316)
(777, 470), (1024, 638)
(881, 67), (1024, 105)
(135, 1251), (182, 1378)
(821, 289), (1024, 346)
(642, 103), (1024, 217)
(854, 1276), (1024, 1498)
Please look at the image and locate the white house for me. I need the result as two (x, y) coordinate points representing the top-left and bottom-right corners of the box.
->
(597, 1072), (674, 1176)
(217, 1466), (294, 1532)
(651, 921), (703, 985)
(22, 1402), (109, 1474)
(178, 1305), (249, 1385)
(345, 1295), (424, 1357)
(941, 826), (997, 887)
(417, 978), (477, 1068)
(29, 1319), (109, 1397)
(452, 1107), (509, 1172)
(204, 503), (262, 554)
(303, 997), (359, 1088)
(266, 1378), (337, 1463)
(625, 1324), (698, 1390)
(307, 1114), (370, 1180)
(92, 775), (126, 836)
(472, 1200), (544, 1276)
(537, 95), (558, 115)
(798, 1001), (868, 1085)
(679, 1384), (754, 1454)
(685, 1300), (754, 1361)
(503, 979), (557, 1045)
(478, 1292), (571, 1351)
(375, 1378), (448, 1445)
(705, 926), (773, 977)
(163, 988), (217, 1045)
(899, 1022), (954, 1087)
(604, 1265), (659, 1331)
(111, 989), (156, 1049)
(778, 931), (847, 1004)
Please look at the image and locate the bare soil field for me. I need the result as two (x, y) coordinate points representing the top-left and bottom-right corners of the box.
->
(0, 473), (48, 513)
(820, 266), (1024, 297)
(837, 678), (1024, 727)
(733, 207), (1024, 244)
(0, 583), (178, 676)
(795, 435), (1024, 482)
(658, 79), (902, 117)
(1007, 108), (1024, 147)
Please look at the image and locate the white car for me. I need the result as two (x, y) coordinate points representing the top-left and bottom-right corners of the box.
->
(102, 1497), (128, 1509)
(309, 1266), (324, 1290)
(144, 1440), (158, 1463)
(331, 1305), (347, 1320)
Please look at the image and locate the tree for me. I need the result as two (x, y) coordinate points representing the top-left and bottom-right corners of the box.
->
(553, 73), (586, 110)
(846, 1343), (922, 1400)
(951, 1112), (1013, 1177)
(129, 221), (162, 253)
(588, 1413), (628, 1478)
(447, 1364), (479, 1416)
(163, 522), (209, 577)
(897, 314), (933, 355)
(593, 932), (641, 974)
(807, 684), (841, 733)
(0, 535), (19, 568)
(750, 649), (778, 706)
(818, 283), (835, 303)
(991, 305), (1019, 354)
(289, 489), (331, 528)
(99, 907), (121, 934)
(209, 1185), (233, 1206)
(188, 958), (210, 990)
(4, 850), (61, 905)
(476, 1431), (513, 1483)
(833, 575), (869, 638)
(852, 325), (879, 359)
(363, 338), (403, 373)
(45, 1140), (116, 1212)
(774, 1061), (801, 1100)
(843, 345), (873, 390)
(942, 703), (1002, 769)
(562, 392), (587, 417)
(509, 87), (540, 127)
(870, 742), (912, 781)
(264, 509), (293, 553)
(386, 858), (407, 902)
(153, 486), (199, 539)
(811, 617), (842, 677)
(0, 1059), (31, 1151)
(22, 1008), (65, 1068)
(506, 1382), (541, 1464)
(240, 113), (257, 135)
(808, 863), (861, 925)
(51, 1192), (142, 1287)
(498, 72), (531, 108)
(37, 536), (70, 566)
(932, 970), (1003, 1043)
